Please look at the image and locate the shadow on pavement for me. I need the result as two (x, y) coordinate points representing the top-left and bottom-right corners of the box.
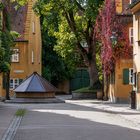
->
(22, 102), (140, 116)
(14, 108), (140, 140)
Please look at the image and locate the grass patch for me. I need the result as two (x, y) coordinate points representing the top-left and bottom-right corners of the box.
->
(73, 87), (98, 93)
(15, 109), (26, 117)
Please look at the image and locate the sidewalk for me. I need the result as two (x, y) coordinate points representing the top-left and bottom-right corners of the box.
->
(0, 102), (17, 140)
(58, 95), (140, 129)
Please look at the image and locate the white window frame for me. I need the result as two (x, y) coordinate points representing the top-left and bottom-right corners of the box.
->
(11, 49), (19, 62)
(129, 68), (134, 85)
(10, 78), (19, 89)
(129, 27), (133, 45)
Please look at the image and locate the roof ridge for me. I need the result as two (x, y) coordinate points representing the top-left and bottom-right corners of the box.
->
(26, 73), (35, 91)
(35, 73), (46, 91)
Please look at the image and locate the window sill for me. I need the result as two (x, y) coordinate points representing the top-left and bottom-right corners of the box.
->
(11, 61), (20, 63)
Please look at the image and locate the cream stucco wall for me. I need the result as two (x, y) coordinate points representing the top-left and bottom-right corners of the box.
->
(133, 15), (140, 73)
(131, 3), (140, 110)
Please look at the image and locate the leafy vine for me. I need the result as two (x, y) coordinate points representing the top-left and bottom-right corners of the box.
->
(96, 0), (132, 75)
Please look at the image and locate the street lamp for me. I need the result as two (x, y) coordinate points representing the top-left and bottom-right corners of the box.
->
(110, 31), (117, 46)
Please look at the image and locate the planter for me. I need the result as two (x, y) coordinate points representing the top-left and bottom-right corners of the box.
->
(72, 92), (97, 99)
(97, 91), (103, 100)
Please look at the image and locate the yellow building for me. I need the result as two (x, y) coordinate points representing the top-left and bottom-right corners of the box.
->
(131, 0), (140, 109)
(107, 0), (133, 103)
(0, 0), (42, 99)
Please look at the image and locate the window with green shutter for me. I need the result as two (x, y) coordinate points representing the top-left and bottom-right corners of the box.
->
(123, 69), (129, 84)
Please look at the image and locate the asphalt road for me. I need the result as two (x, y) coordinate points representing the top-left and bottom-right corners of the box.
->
(13, 103), (140, 140)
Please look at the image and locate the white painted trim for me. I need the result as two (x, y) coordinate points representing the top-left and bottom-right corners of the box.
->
(31, 50), (34, 63)
(129, 27), (133, 45)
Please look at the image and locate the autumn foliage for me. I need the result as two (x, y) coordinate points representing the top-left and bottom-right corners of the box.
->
(96, 0), (132, 75)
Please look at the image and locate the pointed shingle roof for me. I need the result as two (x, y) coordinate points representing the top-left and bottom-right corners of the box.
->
(14, 72), (58, 93)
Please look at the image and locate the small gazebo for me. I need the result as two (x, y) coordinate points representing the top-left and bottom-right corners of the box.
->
(14, 72), (58, 98)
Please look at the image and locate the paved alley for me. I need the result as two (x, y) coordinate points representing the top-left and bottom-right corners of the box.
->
(3, 99), (139, 140)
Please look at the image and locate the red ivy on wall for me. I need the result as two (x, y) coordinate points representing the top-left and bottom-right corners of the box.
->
(96, 0), (132, 75)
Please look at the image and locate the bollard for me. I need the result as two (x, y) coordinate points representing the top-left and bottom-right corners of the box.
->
(130, 91), (136, 109)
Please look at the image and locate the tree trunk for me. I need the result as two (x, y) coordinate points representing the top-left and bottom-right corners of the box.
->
(87, 35), (100, 88)
(88, 59), (99, 88)
(103, 73), (109, 100)
(5, 71), (10, 100)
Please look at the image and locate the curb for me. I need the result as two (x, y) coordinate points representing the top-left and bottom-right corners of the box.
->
(5, 98), (65, 104)
(2, 115), (23, 140)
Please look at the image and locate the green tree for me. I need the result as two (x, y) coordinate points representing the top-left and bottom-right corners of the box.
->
(0, 1), (19, 100)
(41, 19), (78, 86)
(34, 0), (103, 88)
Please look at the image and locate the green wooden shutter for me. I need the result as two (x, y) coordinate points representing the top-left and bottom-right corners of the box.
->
(123, 69), (129, 84)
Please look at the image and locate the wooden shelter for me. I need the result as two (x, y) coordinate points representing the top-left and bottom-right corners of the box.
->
(14, 72), (57, 98)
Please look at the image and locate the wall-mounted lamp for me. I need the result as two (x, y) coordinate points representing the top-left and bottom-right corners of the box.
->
(110, 32), (117, 46)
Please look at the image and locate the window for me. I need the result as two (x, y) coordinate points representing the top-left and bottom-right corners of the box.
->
(129, 27), (133, 45)
(11, 49), (19, 62)
(10, 79), (19, 89)
(10, 78), (23, 89)
(129, 68), (134, 85)
(31, 50), (34, 63)
(137, 72), (140, 93)
(138, 18), (140, 41)
(32, 22), (35, 34)
(123, 68), (134, 85)
(116, 0), (122, 14)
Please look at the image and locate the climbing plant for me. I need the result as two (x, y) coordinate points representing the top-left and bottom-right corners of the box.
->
(96, 0), (132, 75)
(0, 1), (19, 99)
